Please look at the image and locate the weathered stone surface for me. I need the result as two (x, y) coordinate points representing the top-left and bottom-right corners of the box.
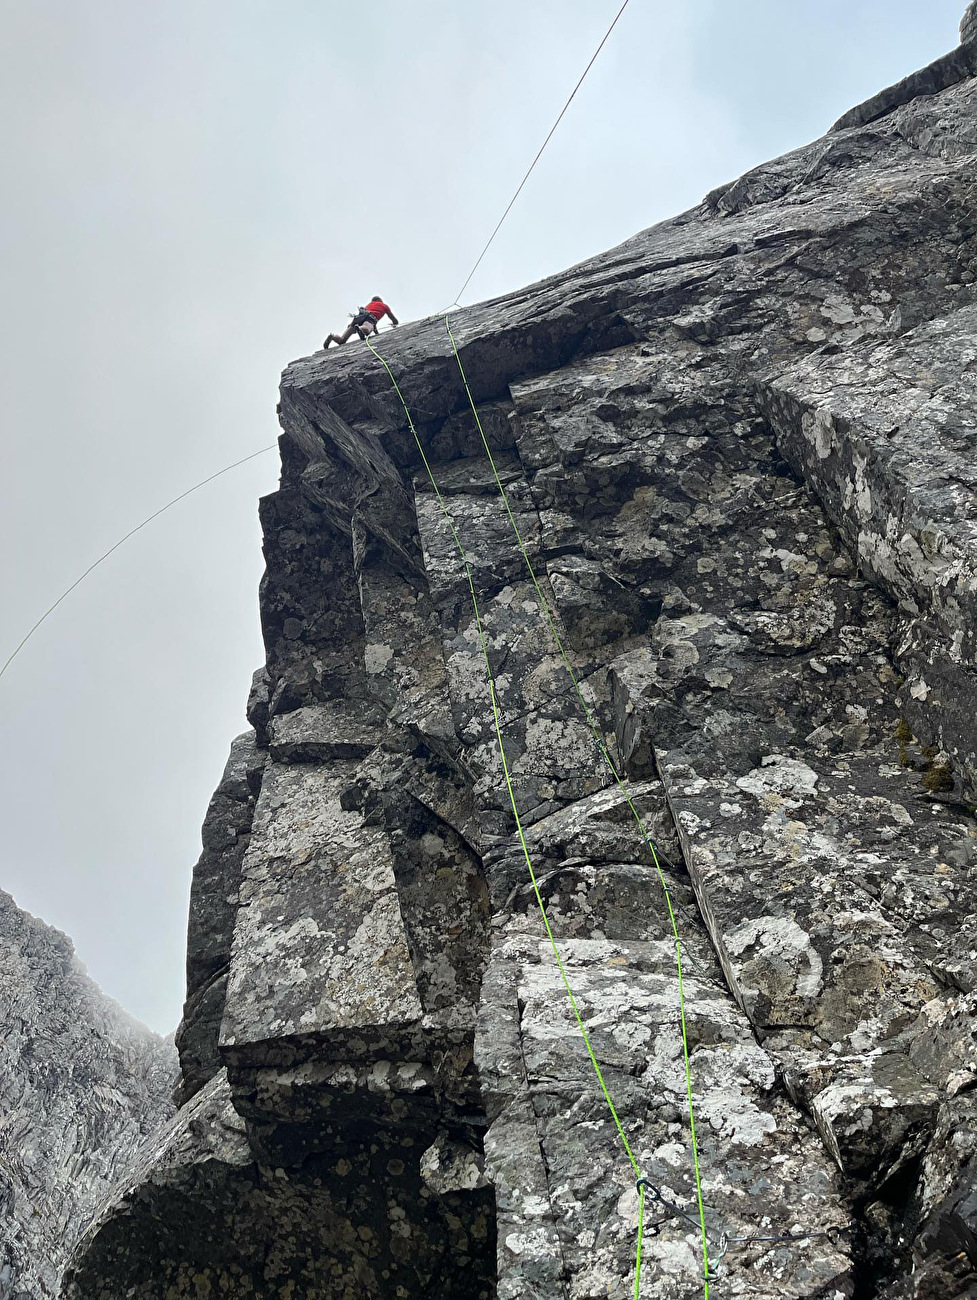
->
(907, 992), (977, 1094)
(761, 305), (977, 797)
(382, 780), (490, 1015)
(0, 891), (175, 1298)
(478, 932), (852, 1299)
(71, 13), (977, 1297)
(266, 700), (381, 761)
(660, 747), (977, 1173)
(220, 759), (424, 1066)
(63, 1073), (252, 1296)
(65, 1069), (495, 1298)
(831, 37), (977, 132)
(963, 2), (977, 45)
(356, 545), (457, 740)
(916, 1095), (977, 1267)
(174, 730), (263, 1104)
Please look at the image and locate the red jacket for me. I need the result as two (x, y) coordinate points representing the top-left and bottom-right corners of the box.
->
(365, 298), (392, 321)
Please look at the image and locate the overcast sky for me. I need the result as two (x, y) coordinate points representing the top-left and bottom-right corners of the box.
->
(0, 0), (967, 1034)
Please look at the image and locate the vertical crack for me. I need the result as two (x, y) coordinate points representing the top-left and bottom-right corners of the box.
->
(515, 994), (572, 1300)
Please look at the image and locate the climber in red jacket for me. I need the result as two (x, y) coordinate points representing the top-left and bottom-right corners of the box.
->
(324, 296), (399, 347)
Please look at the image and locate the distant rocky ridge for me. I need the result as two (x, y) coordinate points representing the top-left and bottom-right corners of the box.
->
(964, 2), (977, 45)
(65, 7), (977, 1298)
(0, 891), (175, 1298)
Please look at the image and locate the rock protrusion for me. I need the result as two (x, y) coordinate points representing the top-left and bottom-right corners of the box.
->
(963, 2), (977, 44)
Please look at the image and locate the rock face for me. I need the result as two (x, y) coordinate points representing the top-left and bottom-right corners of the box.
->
(0, 891), (176, 1299)
(964, 3), (977, 44)
(69, 11), (977, 1299)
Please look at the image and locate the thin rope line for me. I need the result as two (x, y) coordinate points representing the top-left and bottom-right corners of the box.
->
(443, 313), (712, 1295)
(364, 336), (646, 1290)
(453, 0), (632, 306)
(0, 444), (277, 683)
(634, 1181), (646, 1300)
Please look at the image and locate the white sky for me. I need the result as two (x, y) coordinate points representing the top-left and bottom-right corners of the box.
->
(0, 0), (967, 1032)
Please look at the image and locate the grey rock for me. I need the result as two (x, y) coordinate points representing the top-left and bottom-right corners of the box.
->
(174, 731), (263, 1104)
(477, 931), (852, 1299)
(964, 2), (977, 45)
(0, 891), (174, 1298)
(219, 759), (425, 1066)
(356, 544), (457, 740)
(831, 37), (977, 133)
(246, 664), (271, 736)
(907, 993), (977, 1095)
(266, 700), (382, 761)
(760, 305), (977, 797)
(64, 1070), (495, 1298)
(886, 1094), (977, 1299)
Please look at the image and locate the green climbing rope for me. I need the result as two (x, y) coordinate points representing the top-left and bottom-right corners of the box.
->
(363, 334), (648, 1296)
(443, 312), (713, 1294)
